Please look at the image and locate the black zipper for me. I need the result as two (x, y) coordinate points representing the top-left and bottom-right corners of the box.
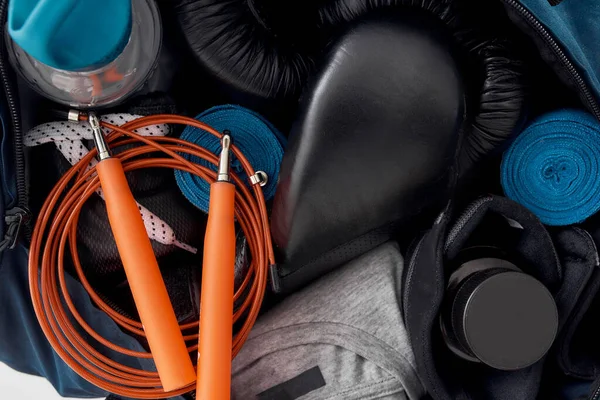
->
(589, 377), (600, 400)
(444, 196), (493, 253)
(502, 0), (600, 120)
(0, 0), (30, 248)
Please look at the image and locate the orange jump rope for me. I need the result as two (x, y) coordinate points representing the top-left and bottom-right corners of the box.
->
(197, 134), (237, 399)
(29, 112), (275, 399)
(90, 112), (196, 391)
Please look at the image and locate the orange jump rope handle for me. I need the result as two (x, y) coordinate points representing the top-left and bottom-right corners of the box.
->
(197, 181), (237, 400)
(96, 158), (196, 391)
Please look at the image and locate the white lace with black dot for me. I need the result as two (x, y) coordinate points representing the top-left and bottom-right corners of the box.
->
(25, 113), (197, 254)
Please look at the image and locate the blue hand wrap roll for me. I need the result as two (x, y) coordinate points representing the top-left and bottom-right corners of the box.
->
(501, 109), (600, 226)
(174, 104), (286, 213)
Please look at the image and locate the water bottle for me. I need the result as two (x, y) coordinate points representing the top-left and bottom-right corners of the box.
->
(6, 0), (161, 108)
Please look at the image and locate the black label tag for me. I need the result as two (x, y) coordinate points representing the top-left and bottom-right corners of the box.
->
(257, 366), (326, 400)
(548, 0), (564, 5)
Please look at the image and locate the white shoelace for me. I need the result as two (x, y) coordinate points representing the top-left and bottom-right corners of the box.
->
(25, 113), (197, 254)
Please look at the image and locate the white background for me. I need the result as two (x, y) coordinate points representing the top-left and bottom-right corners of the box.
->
(0, 362), (102, 400)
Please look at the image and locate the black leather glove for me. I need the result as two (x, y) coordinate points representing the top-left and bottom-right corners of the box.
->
(270, 0), (529, 293)
(270, 10), (465, 293)
(174, 0), (529, 294)
(173, 0), (527, 166)
(172, 0), (322, 114)
(318, 0), (529, 180)
(453, 35), (528, 179)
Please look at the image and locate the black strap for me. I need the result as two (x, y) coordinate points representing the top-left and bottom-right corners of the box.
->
(0, 207), (28, 253)
(257, 366), (326, 400)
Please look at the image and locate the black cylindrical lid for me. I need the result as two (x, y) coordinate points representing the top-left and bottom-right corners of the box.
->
(451, 267), (558, 370)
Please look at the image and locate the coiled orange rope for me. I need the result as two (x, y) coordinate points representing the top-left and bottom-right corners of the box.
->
(29, 114), (275, 398)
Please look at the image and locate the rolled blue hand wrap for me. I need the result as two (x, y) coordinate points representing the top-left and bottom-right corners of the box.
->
(175, 104), (286, 213)
(501, 109), (600, 226)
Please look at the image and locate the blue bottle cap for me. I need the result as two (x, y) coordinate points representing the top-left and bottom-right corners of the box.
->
(8, 0), (132, 71)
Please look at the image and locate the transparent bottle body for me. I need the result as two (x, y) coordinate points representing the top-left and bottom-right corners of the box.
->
(6, 0), (161, 109)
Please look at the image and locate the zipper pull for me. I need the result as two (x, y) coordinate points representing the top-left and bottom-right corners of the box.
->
(0, 206), (31, 252)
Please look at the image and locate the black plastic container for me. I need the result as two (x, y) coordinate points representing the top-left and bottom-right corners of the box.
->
(441, 248), (558, 371)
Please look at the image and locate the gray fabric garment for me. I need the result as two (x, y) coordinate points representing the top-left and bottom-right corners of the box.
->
(232, 242), (426, 400)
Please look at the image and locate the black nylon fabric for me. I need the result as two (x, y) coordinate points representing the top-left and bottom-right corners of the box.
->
(551, 214), (600, 383)
(444, 196), (561, 289)
(403, 195), (597, 400)
(403, 208), (455, 400)
(552, 227), (600, 380)
(76, 168), (206, 284)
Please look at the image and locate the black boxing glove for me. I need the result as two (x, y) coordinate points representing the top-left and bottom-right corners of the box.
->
(270, 10), (465, 293)
(173, 0), (527, 157)
(453, 35), (528, 178)
(172, 0), (322, 114)
(318, 0), (529, 180)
